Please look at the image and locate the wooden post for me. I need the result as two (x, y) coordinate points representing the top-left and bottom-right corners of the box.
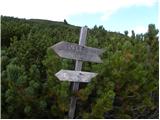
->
(68, 27), (87, 118)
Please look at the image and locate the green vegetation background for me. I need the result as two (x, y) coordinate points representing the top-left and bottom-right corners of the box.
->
(1, 16), (159, 118)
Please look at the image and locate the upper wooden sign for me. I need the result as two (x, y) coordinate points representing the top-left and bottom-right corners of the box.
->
(51, 41), (104, 63)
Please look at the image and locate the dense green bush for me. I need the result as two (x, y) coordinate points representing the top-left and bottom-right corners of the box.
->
(1, 16), (159, 118)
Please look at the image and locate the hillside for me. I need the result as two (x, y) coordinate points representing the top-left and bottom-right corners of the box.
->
(1, 16), (159, 119)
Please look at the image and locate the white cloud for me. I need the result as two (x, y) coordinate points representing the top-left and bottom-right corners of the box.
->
(128, 26), (147, 36)
(0, 0), (157, 21)
(133, 26), (147, 34)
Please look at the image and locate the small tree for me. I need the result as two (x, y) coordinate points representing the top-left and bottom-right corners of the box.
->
(124, 30), (128, 36)
(131, 30), (135, 39)
(64, 19), (68, 24)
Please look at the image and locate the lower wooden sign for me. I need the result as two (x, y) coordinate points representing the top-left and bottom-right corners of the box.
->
(55, 69), (97, 82)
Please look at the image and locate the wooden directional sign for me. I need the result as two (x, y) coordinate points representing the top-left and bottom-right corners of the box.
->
(50, 26), (104, 119)
(51, 41), (104, 63)
(55, 69), (97, 83)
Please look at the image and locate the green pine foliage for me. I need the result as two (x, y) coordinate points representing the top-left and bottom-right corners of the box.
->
(1, 16), (159, 118)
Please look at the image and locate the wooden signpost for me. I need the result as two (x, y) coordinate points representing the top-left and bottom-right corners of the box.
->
(51, 26), (103, 118)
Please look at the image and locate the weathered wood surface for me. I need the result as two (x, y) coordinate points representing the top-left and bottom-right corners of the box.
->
(51, 41), (104, 63)
(68, 27), (87, 119)
(55, 69), (97, 82)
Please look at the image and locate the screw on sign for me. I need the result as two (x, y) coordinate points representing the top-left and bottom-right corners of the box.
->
(50, 26), (103, 118)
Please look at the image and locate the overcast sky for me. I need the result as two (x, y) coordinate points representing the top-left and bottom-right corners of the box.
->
(0, 0), (159, 35)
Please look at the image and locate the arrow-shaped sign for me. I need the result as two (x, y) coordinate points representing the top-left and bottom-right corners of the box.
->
(55, 69), (97, 82)
(51, 41), (104, 63)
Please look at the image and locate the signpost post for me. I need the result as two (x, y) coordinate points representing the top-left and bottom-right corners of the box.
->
(51, 26), (103, 118)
